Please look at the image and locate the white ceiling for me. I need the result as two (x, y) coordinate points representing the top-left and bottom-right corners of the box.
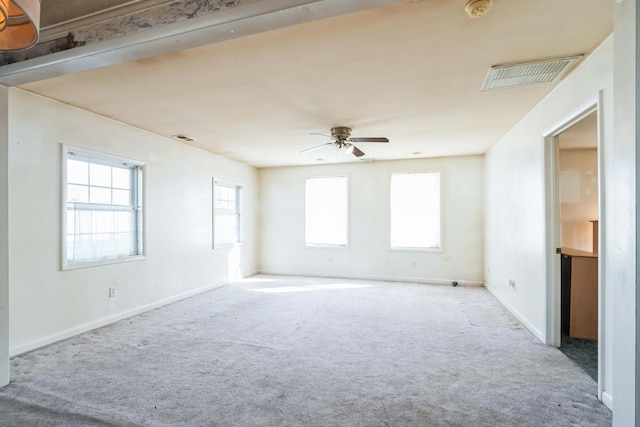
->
(20, 0), (612, 168)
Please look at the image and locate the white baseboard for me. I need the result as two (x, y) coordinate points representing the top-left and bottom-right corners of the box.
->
(257, 270), (484, 287)
(601, 391), (613, 410)
(485, 284), (545, 343)
(243, 270), (259, 278)
(10, 282), (225, 357)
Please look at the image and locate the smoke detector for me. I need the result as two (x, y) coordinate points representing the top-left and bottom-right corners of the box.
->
(466, 0), (491, 18)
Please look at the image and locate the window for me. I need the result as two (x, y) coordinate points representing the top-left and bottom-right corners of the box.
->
(390, 172), (440, 249)
(63, 146), (144, 268)
(305, 176), (348, 246)
(214, 179), (242, 247)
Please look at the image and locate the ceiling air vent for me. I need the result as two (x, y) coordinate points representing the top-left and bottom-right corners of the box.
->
(172, 134), (195, 142)
(482, 55), (582, 91)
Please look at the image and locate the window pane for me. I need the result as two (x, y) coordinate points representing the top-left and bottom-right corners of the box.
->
(67, 211), (135, 262)
(90, 163), (111, 187)
(214, 182), (241, 246)
(70, 234), (94, 260)
(115, 211), (133, 232)
(64, 148), (143, 265)
(67, 241), (75, 260)
(116, 232), (133, 253)
(68, 184), (89, 203)
(215, 215), (236, 244)
(215, 213), (237, 245)
(305, 176), (348, 246)
(113, 189), (130, 206)
(67, 160), (88, 185)
(93, 211), (114, 234)
(90, 186), (111, 204)
(67, 210), (75, 234)
(390, 172), (440, 249)
(75, 210), (92, 234)
(112, 167), (130, 190)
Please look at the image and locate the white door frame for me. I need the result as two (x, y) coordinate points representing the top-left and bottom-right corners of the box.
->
(543, 92), (604, 400)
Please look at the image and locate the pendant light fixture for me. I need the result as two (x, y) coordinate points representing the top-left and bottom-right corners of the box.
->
(0, 0), (40, 51)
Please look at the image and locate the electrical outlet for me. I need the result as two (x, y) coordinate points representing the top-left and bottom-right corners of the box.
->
(109, 287), (117, 298)
(508, 279), (515, 287)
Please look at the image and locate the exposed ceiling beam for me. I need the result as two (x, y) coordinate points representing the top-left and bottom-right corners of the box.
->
(0, 0), (408, 86)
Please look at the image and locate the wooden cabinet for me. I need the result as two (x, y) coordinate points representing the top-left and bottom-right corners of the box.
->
(560, 247), (598, 340)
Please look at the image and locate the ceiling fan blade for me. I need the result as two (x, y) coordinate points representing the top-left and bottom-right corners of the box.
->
(350, 145), (365, 157)
(351, 137), (389, 143)
(310, 133), (335, 140)
(301, 143), (333, 154)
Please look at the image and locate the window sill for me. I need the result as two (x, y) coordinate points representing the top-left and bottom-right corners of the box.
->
(62, 254), (146, 271)
(305, 244), (350, 250)
(214, 242), (243, 250)
(390, 247), (442, 253)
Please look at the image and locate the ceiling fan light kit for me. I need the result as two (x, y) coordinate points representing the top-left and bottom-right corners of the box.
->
(302, 126), (389, 158)
(0, 0), (40, 51)
(465, 0), (491, 18)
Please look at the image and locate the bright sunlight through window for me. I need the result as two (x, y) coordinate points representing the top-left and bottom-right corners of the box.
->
(390, 172), (440, 249)
(214, 179), (242, 248)
(305, 176), (348, 246)
(63, 146), (144, 268)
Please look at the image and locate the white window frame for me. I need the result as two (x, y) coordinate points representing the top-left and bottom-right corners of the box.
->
(61, 145), (145, 270)
(213, 178), (243, 249)
(305, 175), (349, 248)
(390, 171), (441, 252)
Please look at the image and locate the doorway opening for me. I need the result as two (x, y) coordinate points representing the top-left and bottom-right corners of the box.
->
(544, 96), (603, 400)
(556, 111), (599, 382)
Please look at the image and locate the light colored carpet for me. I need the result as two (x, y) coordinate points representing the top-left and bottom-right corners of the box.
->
(0, 275), (611, 426)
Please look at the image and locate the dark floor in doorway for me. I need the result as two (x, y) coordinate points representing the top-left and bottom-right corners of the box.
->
(561, 335), (598, 382)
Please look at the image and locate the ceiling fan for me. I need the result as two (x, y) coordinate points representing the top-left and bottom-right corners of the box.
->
(301, 126), (389, 157)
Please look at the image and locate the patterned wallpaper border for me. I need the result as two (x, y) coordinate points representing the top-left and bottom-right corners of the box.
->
(73, 0), (261, 44)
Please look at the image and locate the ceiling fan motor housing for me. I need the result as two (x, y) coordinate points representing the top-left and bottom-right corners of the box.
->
(331, 126), (352, 141)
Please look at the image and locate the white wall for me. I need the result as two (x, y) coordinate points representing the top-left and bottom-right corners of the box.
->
(0, 86), (8, 387)
(8, 89), (258, 355)
(559, 148), (598, 252)
(259, 156), (484, 285)
(611, 1), (637, 424)
(484, 36), (613, 405)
